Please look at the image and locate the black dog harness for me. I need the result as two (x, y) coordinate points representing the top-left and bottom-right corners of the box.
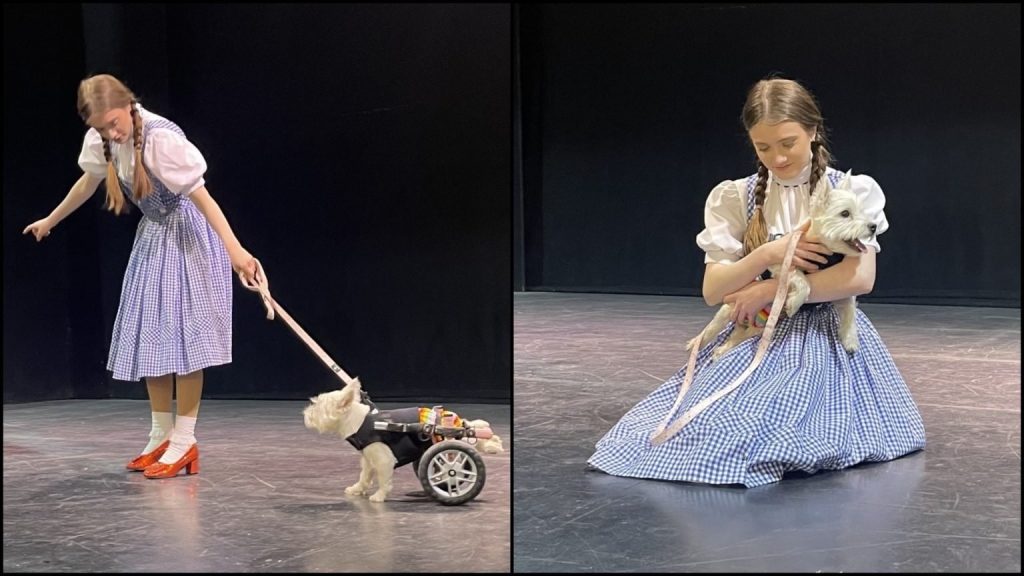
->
(761, 252), (846, 313)
(345, 405), (433, 468)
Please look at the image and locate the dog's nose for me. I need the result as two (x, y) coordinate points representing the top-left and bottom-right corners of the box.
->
(869, 224), (877, 234)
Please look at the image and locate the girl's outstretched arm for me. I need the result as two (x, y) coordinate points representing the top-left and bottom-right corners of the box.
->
(23, 172), (105, 241)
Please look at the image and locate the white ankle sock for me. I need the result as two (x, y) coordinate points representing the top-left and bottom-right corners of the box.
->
(159, 415), (197, 464)
(142, 412), (174, 454)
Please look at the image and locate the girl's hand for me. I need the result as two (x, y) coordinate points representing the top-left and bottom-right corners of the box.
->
(756, 220), (833, 273)
(724, 278), (778, 327)
(23, 218), (55, 242)
(230, 247), (259, 285)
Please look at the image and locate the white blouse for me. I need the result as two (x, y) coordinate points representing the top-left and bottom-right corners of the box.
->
(695, 161), (889, 264)
(77, 104), (207, 196)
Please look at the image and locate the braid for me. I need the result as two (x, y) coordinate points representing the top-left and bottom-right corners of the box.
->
(130, 101), (152, 200)
(808, 135), (832, 196)
(102, 138), (127, 215)
(740, 77), (833, 250)
(751, 161), (769, 207)
(742, 162), (770, 256)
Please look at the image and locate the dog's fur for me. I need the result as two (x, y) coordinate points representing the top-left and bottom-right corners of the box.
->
(689, 170), (876, 359)
(302, 378), (504, 502)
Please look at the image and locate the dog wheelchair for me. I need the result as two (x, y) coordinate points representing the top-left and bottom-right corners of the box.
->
(239, 261), (492, 505)
(364, 397), (490, 506)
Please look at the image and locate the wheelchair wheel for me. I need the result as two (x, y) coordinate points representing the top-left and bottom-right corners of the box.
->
(417, 440), (486, 505)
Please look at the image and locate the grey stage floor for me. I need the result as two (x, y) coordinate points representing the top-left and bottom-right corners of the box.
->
(3, 399), (510, 572)
(513, 292), (1020, 573)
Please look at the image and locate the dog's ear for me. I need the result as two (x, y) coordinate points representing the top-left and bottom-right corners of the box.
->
(837, 169), (853, 190)
(338, 378), (362, 407)
(339, 392), (353, 408)
(309, 396), (319, 404)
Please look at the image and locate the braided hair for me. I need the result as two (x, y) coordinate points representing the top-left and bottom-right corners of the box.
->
(77, 74), (153, 215)
(740, 77), (832, 255)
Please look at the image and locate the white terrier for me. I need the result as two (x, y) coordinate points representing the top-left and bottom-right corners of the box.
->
(691, 171), (876, 359)
(302, 378), (504, 502)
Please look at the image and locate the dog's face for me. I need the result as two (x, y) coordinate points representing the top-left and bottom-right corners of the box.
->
(303, 378), (363, 435)
(809, 172), (877, 256)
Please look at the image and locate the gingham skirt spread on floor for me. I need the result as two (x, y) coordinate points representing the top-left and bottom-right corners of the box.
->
(588, 304), (926, 487)
(106, 197), (232, 382)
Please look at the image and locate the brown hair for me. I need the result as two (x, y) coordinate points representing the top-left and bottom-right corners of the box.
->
(740, 78), (832, 255)
(77, 74), (152, 215)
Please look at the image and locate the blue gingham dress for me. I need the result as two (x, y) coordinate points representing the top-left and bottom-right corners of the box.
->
(588, 168), (926, 487)
(99, 117), (233, 382)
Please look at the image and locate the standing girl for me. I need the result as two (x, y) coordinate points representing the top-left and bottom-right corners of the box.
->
(24, 74), (259, 479)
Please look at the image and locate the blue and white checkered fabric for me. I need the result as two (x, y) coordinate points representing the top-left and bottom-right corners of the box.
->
(589, 305), (926, 486)
(105, 119), (232, 382)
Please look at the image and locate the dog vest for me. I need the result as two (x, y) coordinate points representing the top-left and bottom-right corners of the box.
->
(345, 407), (434, 468)
(760, 251), (846, 281)
(745, 169), (846, 317)
(344, 406), (465, 468)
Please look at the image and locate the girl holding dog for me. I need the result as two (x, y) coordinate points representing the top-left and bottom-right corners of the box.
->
(588, 77), (926, 486)
(24, 74), (259, 479)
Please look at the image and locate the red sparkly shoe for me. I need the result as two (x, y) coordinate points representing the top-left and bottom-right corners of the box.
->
(143, 444), (199, 479)
(126, 440), (170, 471)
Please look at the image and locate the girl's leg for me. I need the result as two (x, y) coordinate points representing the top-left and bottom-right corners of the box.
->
(158, 370), (203, 464)
(174, 370), (203, 418)
(140, 375), (174, 455)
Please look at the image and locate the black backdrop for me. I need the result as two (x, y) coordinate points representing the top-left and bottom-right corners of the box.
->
(5, 4), (510, 403)
(515, 4), (1020, 307)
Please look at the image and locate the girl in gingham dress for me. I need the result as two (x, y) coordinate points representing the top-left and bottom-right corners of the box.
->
(24, 74), (259, 479)
(588, 78), (926, 486)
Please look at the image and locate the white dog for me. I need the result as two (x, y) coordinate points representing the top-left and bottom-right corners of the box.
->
(691, 171), (876, 359)
(302, 378), (504, 502)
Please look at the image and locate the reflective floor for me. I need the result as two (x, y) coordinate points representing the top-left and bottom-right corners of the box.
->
(3, 399), (510, 572)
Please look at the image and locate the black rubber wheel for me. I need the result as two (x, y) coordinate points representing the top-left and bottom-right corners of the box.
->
(416, 440), (486, 505)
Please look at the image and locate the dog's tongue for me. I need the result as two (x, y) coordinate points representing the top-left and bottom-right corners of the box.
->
(853, 239), (867, 253)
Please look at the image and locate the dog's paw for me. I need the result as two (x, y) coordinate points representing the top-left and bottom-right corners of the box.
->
(345, 484), (369, 496)
(711, 345), (729, 361)
(477, 435), (504, 454)
(369, 491), (388, 503)
(841, 332), (859, 353)
(784, 294), (806, 317)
